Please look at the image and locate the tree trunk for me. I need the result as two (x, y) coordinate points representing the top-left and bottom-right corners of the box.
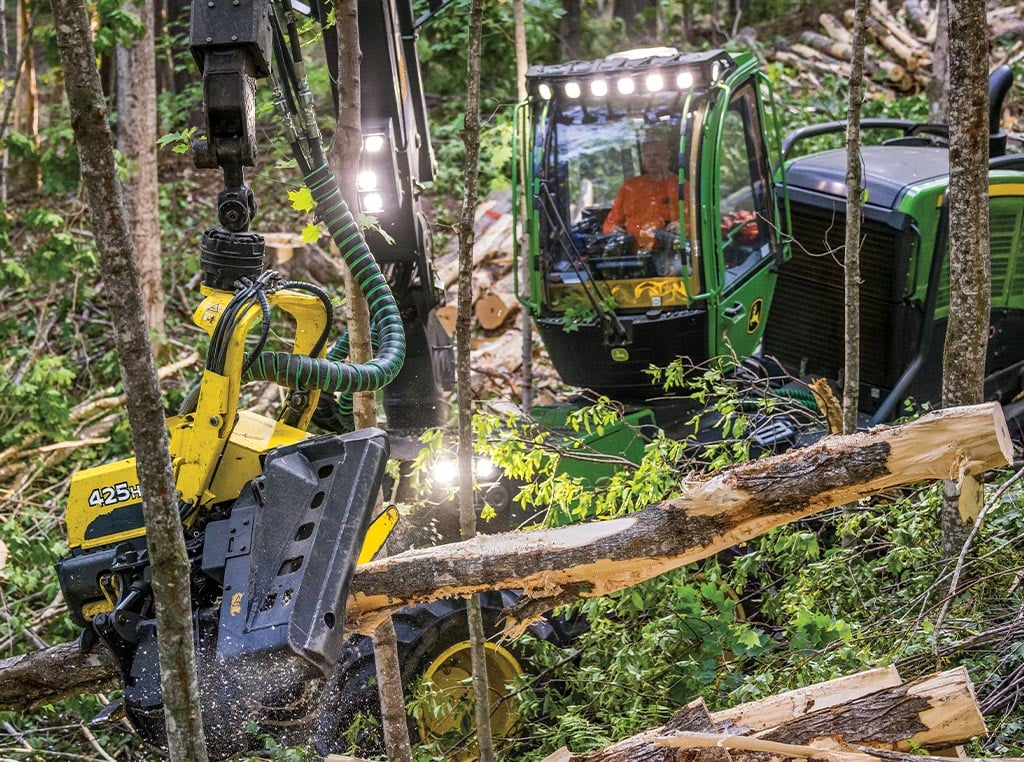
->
(1, 404), (1011, 712)
(939, 0), (990, 559)
(49, 0), (208, 759)
(12, 0), (39, 193)
(513, 0), (533, 410)
(843, 0), (868, 434)
(116, 0), (165, 349)
(456, 0), (493, 756)
(327, 2), (412, 759)
(926, 0), (949, 122)
(560, 0), (582, 60)
(0, 0), (7, 204)
(614, 0), (658, 39)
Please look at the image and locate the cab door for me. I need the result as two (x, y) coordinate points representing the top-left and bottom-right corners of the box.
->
(709, 80), (780, 362)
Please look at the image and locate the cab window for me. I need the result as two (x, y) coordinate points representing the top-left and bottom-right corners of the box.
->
(718, 85), (773, 290)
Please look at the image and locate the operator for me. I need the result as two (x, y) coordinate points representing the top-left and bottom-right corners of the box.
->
(602, 134), (681, 251)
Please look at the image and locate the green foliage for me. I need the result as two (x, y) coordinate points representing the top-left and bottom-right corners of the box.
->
(91, 0), (146, 55)
(471, 370), (1024, 759)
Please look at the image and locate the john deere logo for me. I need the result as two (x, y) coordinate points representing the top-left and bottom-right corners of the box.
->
(747, 299), (763, 334)
(611, 347), (630, 362)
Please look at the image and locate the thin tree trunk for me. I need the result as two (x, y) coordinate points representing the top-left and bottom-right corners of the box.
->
(843, 0), (868, 435)
(327, 2), (412, 759)
(116, 0), (165, 349)
(456, 0), (493, 757)
(939, 0), (990, 559)
(559, 0), (581, 60)
(927, 0), (950, 123)
(1, 0), (8, 204)
(12, 0), (39, 193)
(49, 0), (207, 758)
(514, 0), (533, 411)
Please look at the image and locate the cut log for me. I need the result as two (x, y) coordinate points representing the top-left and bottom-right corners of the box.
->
(903, 0), (932, 39)
(852, 10), (930, 71)
(475, 292), (514, 330)
(655, 732), (877, 762)
(801, 31), (855, 63)
(772, 51), (909, 93)
(711, 665), (903, 732)
(575, 699), (720, 761)
(756, 667), (986, 750)
(819, 13), (853, 44)
(438, 213), (514, 290)
(566, 668), (987, 761)
(869, 1), (929, 55)
(0, 403), (1010, 711)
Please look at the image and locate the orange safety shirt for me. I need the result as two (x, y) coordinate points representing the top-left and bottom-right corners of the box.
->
(603, 175), (680, 250)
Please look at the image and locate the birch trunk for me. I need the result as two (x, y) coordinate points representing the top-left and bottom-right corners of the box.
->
(49, 0), (207, 757)
(940, 0), (990, 558)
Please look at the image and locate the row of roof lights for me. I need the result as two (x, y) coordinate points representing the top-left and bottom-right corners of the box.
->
(537, 70), (696, 101)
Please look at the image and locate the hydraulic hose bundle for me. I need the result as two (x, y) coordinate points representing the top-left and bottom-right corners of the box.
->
(247, 0), (406, 398)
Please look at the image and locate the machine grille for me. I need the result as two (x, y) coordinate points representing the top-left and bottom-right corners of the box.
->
(934, 196), (1023, 310)
(763, 202), (900, 389)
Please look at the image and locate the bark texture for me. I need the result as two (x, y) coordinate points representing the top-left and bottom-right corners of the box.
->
(455, 0), (494, 756)
(569, 667), (984, 761)
(49, 3), (208, 759)
(11, 0), (39, 193)
(940, 0), (990, 558)
(926, 0), (950, 122)
(327, 3), (412, 758)
(116, 0), (165, 345)
(843, 0), (868, 434)
(514, 0), (534, 410)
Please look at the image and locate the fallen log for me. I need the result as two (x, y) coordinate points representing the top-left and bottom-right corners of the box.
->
(869, 1), (928, 56)
(711, 665), (903, 731)
(348, 404), (1010, 632)
(819, 13), (853, 44)
(0, 403), (1010, 711)
(756, 667), (986, 750)
(903, 0), (932, 39)
(561, 667), (986, 761)
(0, 641), (119, 710)
(853, 10), (930, 72)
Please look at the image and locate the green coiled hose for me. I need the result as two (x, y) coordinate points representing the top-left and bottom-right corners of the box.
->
(245, 162), (406, 394)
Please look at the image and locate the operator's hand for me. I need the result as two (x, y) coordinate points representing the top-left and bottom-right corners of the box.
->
(666, 220), (680, 233)
(609, 224), (626, 234)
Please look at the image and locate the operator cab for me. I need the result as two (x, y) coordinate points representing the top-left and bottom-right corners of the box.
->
(519, 50), (783, 398)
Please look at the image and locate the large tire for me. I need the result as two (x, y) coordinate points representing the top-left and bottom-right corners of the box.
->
(314, 590), (569, 758)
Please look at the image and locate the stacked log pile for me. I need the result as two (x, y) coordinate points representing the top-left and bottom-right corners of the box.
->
(432, 190), (566, 404)
(764, 0), (1024, 108)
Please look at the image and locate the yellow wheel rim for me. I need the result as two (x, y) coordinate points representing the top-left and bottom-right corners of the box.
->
(417, 639), (523, 758)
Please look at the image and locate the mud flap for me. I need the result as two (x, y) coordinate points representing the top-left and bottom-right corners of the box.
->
(203, 428), (389, 678)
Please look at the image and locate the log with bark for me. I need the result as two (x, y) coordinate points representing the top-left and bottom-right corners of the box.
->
(902, 0), (933, 40)
(0, 403), (1010, 712)
(550, 666), (991, 761)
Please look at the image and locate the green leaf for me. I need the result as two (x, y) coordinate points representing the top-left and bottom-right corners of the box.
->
(301, 221), (321, 244)
(289, 187), (316, 214)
